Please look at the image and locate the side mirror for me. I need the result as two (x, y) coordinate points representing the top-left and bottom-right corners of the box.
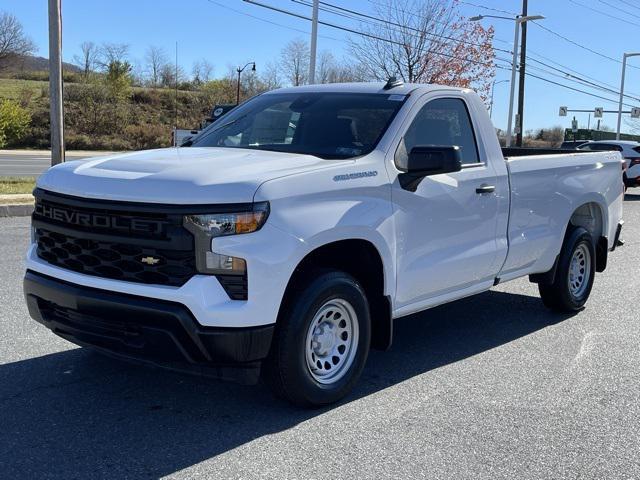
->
(399, 145), (463, 191)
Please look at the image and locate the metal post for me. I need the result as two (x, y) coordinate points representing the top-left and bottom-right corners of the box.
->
(516, 0), (528, 147)
(309, 0), (319, 84)
(506, 19), (520, 148)
(236, 68), (241, 105)
(617, 54), (628, 140)
(616, 53), (640, 139)
(48, 0), (64, 165)
(489, 80), (496, 119)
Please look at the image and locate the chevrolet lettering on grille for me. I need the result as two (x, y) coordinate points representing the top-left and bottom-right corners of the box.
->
(34, 201), (165, 235)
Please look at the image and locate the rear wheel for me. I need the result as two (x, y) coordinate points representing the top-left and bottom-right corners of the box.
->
(265, 270), (371, 407)
(538, 226), (595, 312)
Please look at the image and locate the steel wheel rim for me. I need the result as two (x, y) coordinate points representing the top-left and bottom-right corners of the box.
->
(304, 298), (359, 385)
(568, 243), (591, 298)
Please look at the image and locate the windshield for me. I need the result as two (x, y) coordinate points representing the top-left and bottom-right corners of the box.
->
(187, 92), (407, 159)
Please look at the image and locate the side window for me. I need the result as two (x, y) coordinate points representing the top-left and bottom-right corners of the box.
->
(395, 98), (480, 170)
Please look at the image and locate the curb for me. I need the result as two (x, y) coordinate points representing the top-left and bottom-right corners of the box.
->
(0, 203), (34, 217)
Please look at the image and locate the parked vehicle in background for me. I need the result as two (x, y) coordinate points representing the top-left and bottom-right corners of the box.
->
(201, 104), (236, 129)
(578, 140), (640, 187)
(172, 105), (237, 146)
(171, 127), (200, 147)
(24, 81), (624, 407)
(560, 140), (590, 149)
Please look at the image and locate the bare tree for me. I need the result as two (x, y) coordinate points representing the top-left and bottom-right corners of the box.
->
(98, 43), (130, 69)
(349, 0), (495, 97)
(260, 61), (283, 90)
(0, 11), (36, 69)
(159, 63), (185, 88)
(192, 58), (214, 85)
(317, 51), (336, 84)
(73, 41), (99, 78)
(280, 38), (309, 86)
(145, 45), (167, 87)
(315, 51), (365, 84)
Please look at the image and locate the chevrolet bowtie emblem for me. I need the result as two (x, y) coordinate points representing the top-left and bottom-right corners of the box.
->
(140, 256), (160, 265)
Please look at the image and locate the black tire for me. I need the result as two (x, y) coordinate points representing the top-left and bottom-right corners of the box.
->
(538, 226), (596, 312)
(264, 270), (371, 407)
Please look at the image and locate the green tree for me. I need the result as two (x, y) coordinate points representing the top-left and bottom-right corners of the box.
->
(105, 60), (132, 99)
(0, 99), (31, 147)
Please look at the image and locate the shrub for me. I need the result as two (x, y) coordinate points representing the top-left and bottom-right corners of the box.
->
(124, 124), (171, 150)
(0, 99), (31, 147)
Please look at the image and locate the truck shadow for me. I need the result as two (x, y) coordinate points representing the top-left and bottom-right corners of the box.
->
(0, 289), (572, 478)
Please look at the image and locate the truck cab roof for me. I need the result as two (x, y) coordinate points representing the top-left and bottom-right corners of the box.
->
(265, 82), (464, 97)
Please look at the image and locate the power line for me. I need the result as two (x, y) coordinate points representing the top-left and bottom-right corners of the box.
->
(456, 0), (518, 16)
(614, 0), (640, 11)
(241, 0), (637, 108)
(526, 48), (640, 97)
(244, 0), (503, 70)
(292, 0), (513, 55)
(204, 0), (345, 44)
(568, 0), (640, 27)
(293, 0), (640, 104)
(524, 71), (636, 108)
(529, 20), (640, 70)
(526, 57), (640, 103)
(597, 0), (640, 17)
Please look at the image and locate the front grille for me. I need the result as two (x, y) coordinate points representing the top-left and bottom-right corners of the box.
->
(33, 190), (197, 288)
(36, 228), (196, 287)
(32, 189), (250, 298)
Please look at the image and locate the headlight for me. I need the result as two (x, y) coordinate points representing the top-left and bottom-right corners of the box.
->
(183, 202), (269, 276)
(183, 202), (269, 238)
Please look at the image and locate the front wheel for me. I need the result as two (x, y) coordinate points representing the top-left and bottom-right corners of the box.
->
(538, 226), (596, 312)
(264, 270), (371, 407)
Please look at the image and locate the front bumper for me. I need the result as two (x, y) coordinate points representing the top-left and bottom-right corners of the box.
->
(24, 270), (274, 384)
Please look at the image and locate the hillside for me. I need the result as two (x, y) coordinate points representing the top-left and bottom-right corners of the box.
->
(0, 75), (238, 150)
(0, 54), (81, 75)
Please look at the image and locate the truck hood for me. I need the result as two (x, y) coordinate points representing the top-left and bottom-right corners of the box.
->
(37, 147), (335, 204)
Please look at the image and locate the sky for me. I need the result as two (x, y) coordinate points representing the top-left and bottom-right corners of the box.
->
(3, 0), (640, 134)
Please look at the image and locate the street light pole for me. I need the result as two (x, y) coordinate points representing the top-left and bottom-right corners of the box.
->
(470, 14), (544, 147)
(617, 53), (640, 140)
(236, 61), (256, 105)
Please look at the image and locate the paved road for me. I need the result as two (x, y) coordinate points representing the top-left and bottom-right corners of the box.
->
(0, 152), (109, 176)
(2, 198), (640, 479)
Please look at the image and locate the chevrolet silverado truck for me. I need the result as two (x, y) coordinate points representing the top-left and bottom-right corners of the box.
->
(24, 81), (624, 407)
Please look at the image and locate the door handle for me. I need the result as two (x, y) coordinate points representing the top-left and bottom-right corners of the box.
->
(476, 184), (495, 194)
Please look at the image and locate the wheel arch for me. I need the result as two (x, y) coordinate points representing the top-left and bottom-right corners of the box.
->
(278, 238), (393, 351)
(568, 201), (608, 272)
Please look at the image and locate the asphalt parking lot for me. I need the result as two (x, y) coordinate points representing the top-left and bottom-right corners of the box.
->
(1, 197), (639, 479)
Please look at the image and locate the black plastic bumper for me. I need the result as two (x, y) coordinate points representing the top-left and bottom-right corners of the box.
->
(23, 271), (274, 385)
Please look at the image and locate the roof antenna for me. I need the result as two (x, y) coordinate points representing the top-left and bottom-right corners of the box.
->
(384, 76), (403, 90)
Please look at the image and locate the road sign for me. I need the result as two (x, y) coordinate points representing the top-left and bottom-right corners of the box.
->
(632, 107), (640, 119)
(594, 107), (603, 118)
(559, 106), (568, 117)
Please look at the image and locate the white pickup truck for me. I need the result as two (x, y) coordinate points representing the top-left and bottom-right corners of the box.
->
(24, 82), (624, 406)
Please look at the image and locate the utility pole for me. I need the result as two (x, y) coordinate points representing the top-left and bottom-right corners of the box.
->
(515, 0), (528, 147)
(308, 0), (319, 84)
(48, 0), (64, 165)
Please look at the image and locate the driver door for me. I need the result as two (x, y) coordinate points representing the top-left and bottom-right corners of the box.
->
(391, 95), (503, 309)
